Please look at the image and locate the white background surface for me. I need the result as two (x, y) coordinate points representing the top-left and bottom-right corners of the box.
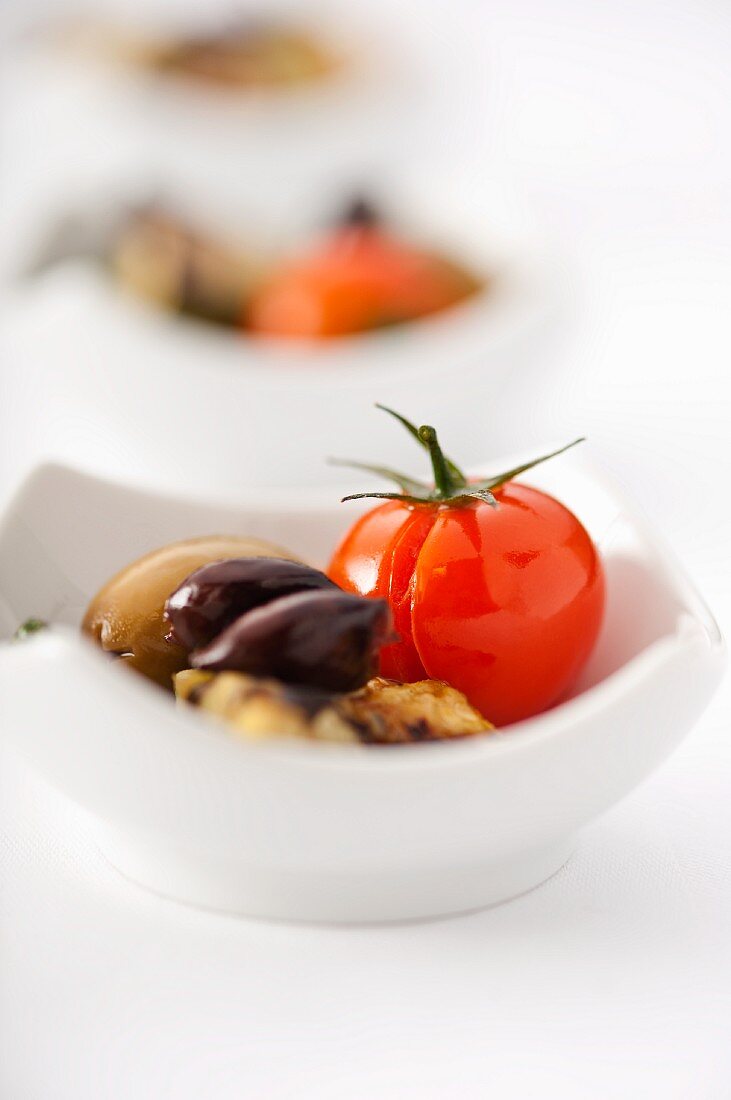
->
(2, 0), (731, 1096)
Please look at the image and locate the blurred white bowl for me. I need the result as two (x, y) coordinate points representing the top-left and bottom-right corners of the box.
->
(1, 168), (557, 500)
(5, 2), (429, 196)
(0, 455), (723, 922)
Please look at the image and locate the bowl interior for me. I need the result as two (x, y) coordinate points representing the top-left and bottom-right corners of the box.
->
(0, 458), (716, 713)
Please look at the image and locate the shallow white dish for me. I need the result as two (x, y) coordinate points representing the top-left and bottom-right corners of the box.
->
(1, 168), (555, 500)
(0, 456), (723, 923)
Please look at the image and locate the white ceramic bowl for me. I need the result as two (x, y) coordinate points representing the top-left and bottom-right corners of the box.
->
(0, 456), (724, 922)
(1, 168), (555, 501)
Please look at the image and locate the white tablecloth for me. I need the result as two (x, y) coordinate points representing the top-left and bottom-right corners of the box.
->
(1, 0), (730, 1096)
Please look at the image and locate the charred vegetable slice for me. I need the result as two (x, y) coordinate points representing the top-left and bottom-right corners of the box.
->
(175, 670), (494, 745)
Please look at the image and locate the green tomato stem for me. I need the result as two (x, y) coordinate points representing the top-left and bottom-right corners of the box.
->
(375, 405), (467, 487)
(474, 437), (586, 493)
(418, 425), (457, 499)
(335, 407), (586, 510)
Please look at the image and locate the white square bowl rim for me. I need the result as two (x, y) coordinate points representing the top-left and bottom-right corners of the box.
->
(0, 458), (724, 775)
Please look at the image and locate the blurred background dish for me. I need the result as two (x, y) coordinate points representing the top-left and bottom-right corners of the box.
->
(1, 0), (429, 281)
(0, 163), (556, 498)
(54, 12), (339, 91)
(23, 191), (485, 336)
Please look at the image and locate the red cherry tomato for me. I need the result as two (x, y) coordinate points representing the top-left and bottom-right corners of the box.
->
(328, 414), (605, 726)
(247, 224), (479, 338)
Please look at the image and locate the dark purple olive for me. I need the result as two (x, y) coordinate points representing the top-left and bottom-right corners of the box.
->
(164, 557), (337, 652)
(191, 589), (394, 692)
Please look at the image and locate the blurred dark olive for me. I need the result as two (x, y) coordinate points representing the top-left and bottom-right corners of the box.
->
(164, 557), (337, 652)
(191, 589), (394, 692)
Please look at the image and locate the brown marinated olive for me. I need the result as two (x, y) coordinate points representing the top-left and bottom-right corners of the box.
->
(164, 557), (337, 652)
(191, 589), (394, 692)
(82, 535), (299, 688)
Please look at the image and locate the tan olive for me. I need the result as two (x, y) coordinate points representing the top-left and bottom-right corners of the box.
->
(82, 535), (299, 688)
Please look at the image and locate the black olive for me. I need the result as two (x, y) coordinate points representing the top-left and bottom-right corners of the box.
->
(191, 589), (394, 693)
(164, 557), (337, 652)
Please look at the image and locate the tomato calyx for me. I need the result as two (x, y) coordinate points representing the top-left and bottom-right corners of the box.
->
(339, 196), (380, 229)
(332, 405), (586, 507)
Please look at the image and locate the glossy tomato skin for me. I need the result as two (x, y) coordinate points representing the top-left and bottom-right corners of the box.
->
(328, 499), (436, 681)
(328, 483), (605, 726)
